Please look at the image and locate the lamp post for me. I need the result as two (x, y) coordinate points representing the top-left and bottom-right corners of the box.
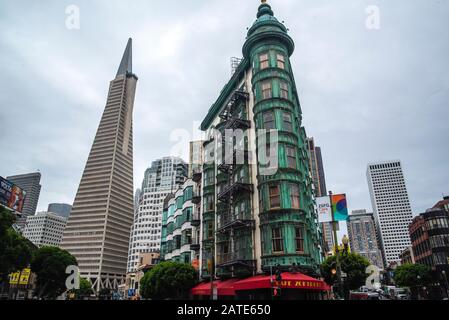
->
(342, 235), (349, 254)
(442, 271), (449, 298)
(417, 275), (421, 300)
(329, 191), (344, 299)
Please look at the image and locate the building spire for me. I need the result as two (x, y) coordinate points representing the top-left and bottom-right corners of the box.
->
(116, 38), (132, 76)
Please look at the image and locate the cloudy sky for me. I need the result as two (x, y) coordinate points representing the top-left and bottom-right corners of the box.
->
(1, 0), (448, 224)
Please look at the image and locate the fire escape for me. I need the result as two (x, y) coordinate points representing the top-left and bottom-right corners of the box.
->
(215, 89), (256, 272)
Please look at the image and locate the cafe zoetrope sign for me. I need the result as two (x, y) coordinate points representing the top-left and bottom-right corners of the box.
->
(273, 280), (323, 289)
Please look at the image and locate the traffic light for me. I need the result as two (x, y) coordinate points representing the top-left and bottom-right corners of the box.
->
(275, 264), (282, 281)
(272, 286), (281, 298)
(276, 269), (282, 282)
(330, 261), (337, 276)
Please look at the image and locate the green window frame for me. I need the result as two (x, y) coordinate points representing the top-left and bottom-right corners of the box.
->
(289, 183), (300, 209)
(184, 186), (193, 201)
(280, 80), (289, 99)
(259, 52), (269, 70)
(263, 111), (276, 130)
(277, 53), (285, 69)
(282, 111), (293, 132)
(261, 80), (272, 99)
(286, 145), (296, 169)
(272, 227), (284, 253)
(295, 226), (305, 253)
(269, 185), (281, 209)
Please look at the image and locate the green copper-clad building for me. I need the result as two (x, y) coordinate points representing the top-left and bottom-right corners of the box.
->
(198, 1), (323, 285)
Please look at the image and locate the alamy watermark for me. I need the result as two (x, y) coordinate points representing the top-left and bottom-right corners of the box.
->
(365, 5), (381, 30)
(171, 125), (280, 176)
(65, 265), (80, 290)
(365, 265), (382, 289)
(65, 5), (80, 30)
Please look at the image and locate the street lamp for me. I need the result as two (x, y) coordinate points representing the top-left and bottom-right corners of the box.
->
(342, 235), (349, 254)
(442, 270), (449, 298)
(417, 275), (422, 300)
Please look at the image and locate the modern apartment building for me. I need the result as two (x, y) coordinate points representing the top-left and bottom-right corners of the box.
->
(367, 160), (413, 266)
(6, 172), (41, 228)
(160, 179), (201, 267)
(197, 1), (321, 280)
(61, 38), (138, 291)
(23, 211), (67, 248)
(347, 209), (384, 269)
(127, 157), (187, 272)
(409, 208), (449, 272)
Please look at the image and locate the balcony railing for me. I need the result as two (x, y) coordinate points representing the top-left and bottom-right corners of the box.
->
(192, 191), (201, 204)
(190, 236), (200, 251)
(216, 251), (256, 269)
(219, 90), (250, 120)
(191, 210), (201, 227)
(217, 211), (254, 232)
(217, 180), (253, 202)
(192, 170), (202, 183)
(225, 117), (251, 130)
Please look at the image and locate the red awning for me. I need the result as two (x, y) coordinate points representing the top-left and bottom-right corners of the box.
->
(233, 272), (330, 291)
(191, 278), (240, 296)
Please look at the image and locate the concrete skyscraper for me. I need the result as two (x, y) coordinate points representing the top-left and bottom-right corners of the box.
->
(127, 157), (187, 272)
(61, 38), (137, 291)
(307, 138), (333, 254)
(347, 210), (384, 269)
(367, 160), (413, 267)
(6, 172), (42, 229)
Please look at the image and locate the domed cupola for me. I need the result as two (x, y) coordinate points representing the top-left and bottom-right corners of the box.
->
(243, 1), (295, 58)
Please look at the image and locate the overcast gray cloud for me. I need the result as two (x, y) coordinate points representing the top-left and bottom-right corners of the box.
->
(1, 0), (448, 225)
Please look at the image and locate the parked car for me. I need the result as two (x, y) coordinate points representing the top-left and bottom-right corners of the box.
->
(393, 288), (410, 300)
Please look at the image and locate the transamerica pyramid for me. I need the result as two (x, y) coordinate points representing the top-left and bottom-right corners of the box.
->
(61, 38), (137, 291)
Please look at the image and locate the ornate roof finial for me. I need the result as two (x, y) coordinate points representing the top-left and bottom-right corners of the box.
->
(257, 0), (273, 18)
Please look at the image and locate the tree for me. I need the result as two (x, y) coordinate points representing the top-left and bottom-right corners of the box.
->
(30, 246), (77, 299)
(140, 261), (198, 300)
(321, 252), (370, 298)
(68, 278), (93, 300)
(393, 263), (432, 299)
(0, 207), (36, 283)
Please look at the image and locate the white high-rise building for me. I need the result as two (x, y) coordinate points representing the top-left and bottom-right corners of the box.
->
(23, 212), (67, 248)
(127, 157), (187, 272)
(367, 160), (413, 266)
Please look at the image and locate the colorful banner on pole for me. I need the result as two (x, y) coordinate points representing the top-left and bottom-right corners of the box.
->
(331, 194), (348, 221)
(316, 194), (348, 222)
(316, 196), (332, 223)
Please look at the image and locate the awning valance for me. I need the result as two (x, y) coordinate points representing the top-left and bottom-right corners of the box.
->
(191, 278), (240, 296)
(233, 272), (329, 291)
(191, 272), (330, 296)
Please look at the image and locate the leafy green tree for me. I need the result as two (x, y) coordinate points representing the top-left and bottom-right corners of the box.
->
(68, 278), (93, 300)
(393, 263), (432, 299)
(321, 252), (370, 298)
(0, 207), (36, 283)
(140, 261), (198, 300)
(30, 246), (77, 299)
